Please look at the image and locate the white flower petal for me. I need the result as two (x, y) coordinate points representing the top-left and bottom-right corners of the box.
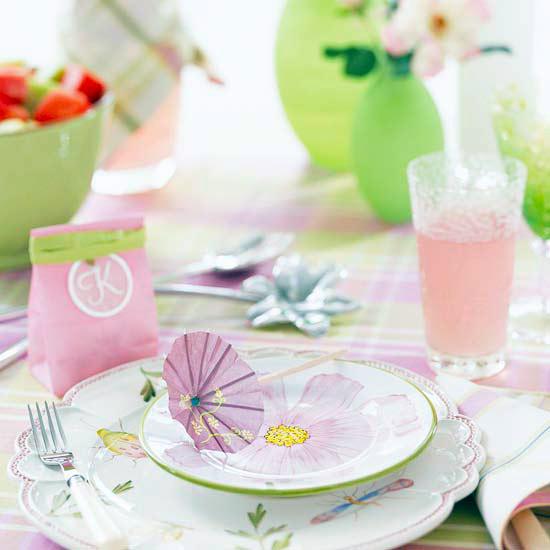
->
(411, 40), (445, 77)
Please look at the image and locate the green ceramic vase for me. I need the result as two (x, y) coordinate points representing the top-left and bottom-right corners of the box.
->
(275, 0), (374, 172)
(352, 73), (444, 224)
(0, 96), (112, 271)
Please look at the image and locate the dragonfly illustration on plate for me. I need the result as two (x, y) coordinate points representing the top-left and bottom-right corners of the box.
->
(310, 478), (414, 524)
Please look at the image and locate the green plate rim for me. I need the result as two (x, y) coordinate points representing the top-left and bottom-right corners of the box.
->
(139, 361), (438, 497)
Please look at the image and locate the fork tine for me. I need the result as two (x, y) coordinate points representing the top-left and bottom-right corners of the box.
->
(52, 402), (67, 449)
(35, 402), (51, 452)
(44, 402), (59, 451)
(27, 405), (43, 454)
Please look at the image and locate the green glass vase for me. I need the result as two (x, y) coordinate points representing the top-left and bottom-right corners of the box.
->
(352, 73), (444, 224)
(275, 0), (373, 172)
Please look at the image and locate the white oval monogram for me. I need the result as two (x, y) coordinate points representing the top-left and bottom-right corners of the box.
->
(68, 254), (133, 318)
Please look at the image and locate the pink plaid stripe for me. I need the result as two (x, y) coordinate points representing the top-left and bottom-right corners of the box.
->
(514, 487), (550, 512)
(2, 99), (549, 550)
(459, 389), (501, 418)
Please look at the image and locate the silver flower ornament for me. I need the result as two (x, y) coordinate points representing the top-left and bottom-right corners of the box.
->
(242, 255), (360, 337)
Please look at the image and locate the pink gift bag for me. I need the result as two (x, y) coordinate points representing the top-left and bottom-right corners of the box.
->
(28, 217), (158, 396)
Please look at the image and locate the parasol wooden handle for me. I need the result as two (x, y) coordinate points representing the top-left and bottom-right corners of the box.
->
(257, 349), (346, 385)
(510, 509), (550, 550)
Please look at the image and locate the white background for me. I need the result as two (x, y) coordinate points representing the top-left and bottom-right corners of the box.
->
(0, 1), (548, 162)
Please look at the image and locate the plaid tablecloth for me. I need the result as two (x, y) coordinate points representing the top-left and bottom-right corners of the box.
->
(1, 145), (550, 548)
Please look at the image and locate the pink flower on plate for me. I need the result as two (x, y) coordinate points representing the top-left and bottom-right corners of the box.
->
(165, 441), (209, 470)
(361, 394), (421, 437)
(381, 0), (491, 77)
(161, 379), (422, 477)
(226, 373), (377, 476)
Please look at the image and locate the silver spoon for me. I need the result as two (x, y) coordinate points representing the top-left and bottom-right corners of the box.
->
(154, 283), (261, 301)
(155, 232), (294, 282)
(0, 306), (27, 323)
(0, 232), (292, 324)
(0, 283), (264, 326)
(0, 232), (293, 366)
(0, 284), (260, 371)
(0, 255), (360, 368)
(0, 283), (267, 371)
(0, 337), (28, 371)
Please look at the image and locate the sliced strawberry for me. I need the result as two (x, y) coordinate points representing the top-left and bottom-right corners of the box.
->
(0, 101), (29, 121)
(0, 93), (13, 105)
(0, 66), (29, 104)
(62, 64), (106, 103)
(34, 89), (90, 124)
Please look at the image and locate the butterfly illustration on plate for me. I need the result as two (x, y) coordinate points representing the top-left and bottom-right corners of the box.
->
(96, 420), (147, 461)
(310, 478), (414, 524)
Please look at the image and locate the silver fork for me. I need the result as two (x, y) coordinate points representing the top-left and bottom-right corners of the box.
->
(27, 402), (128, 549)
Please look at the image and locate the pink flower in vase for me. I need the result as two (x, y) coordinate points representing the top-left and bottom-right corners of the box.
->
(382, 0), (492, 77)
(381, 0), (428, 56)
(227, 373), (377, 476)
(337, 0), (365, 10)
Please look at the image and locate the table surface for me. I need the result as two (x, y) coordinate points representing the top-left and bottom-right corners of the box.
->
(2, 69), (550, 549)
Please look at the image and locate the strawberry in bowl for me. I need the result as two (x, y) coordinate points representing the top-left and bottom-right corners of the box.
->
(0, 62), (108, 129)
(0, 62), (112, 270)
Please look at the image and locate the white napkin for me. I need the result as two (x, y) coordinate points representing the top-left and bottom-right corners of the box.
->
(58, 0), (219, 156)
(437, 374), (550, 549)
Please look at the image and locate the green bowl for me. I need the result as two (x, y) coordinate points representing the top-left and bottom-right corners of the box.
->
(0, 94), (113, 271)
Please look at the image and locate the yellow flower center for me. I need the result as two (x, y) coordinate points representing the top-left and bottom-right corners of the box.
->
(264, 424), (310, 447)
(430, 13), (448, 37)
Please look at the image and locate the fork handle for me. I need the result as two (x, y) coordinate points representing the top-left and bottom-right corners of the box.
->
(67, 474), (128, 550)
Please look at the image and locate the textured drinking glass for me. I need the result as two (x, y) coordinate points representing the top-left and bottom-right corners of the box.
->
(493, 88), (550, 343)
(408, 153), (526, 379)
(59, 0), (183, 195)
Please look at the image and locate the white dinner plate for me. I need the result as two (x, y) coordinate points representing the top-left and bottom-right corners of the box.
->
(140, 355), (437, 496)
(9, 348), (485, 550)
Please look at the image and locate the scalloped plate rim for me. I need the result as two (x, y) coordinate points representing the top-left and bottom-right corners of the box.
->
(8, 348), (485, 550)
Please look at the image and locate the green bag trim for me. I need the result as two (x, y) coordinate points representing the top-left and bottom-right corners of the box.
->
(29, 227), (145, 264)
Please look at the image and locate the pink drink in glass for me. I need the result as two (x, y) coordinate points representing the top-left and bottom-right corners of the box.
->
(408, 153), (526, 379)
(417, 232), (515, 357)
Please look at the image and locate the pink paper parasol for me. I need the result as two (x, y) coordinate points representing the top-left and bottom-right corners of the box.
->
(163, 332), (264, 453)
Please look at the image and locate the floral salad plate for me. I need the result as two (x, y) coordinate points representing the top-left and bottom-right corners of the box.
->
(140, 354), (438, 496)
(9, 348), (485, 550)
